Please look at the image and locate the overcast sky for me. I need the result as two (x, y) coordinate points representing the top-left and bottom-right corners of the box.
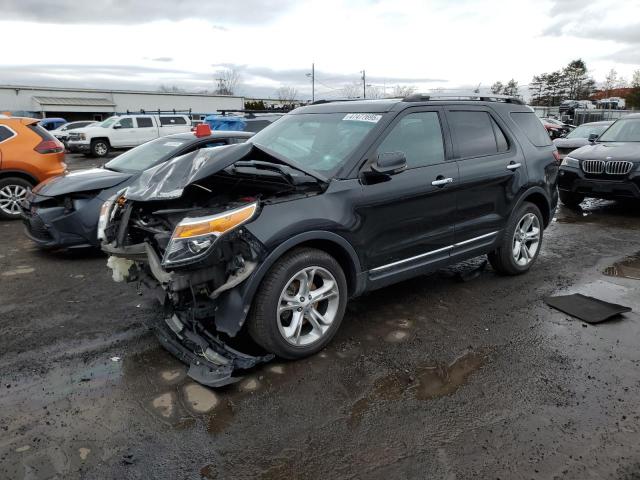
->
(0, 0), (638, 99)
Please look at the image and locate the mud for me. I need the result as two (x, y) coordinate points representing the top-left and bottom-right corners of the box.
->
(2, 176), (640, 479)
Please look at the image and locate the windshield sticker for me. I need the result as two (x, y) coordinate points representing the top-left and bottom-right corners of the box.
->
(163, 141), (185, 147)
(343, 113), (382, 123)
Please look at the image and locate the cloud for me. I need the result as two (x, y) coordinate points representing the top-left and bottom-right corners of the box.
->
(151, 57), (173, 62)
(212, 64), (446, 87)
(0, 0), (296, 24)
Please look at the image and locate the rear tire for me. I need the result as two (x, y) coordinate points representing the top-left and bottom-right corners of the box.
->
(247, 247), (348, 359)
(90, 139), (110, 158)
(489, 202), (543, 276)
(0, 177), (33, 220)
(559, 190), (584, 208)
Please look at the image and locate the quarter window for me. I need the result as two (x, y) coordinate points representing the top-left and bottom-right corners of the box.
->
(160, 116), (187, 126)
(377, 112), (445, 168)
(510, 112), (552, 147)
(136, 117), (154, 128)
(448, 111), (503, 158)
(0, 126), (16, 143)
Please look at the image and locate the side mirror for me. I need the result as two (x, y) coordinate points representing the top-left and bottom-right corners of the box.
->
(371, 152), (407, 175)
(588, 133), (598, 143)
(113, 124), (122, 129)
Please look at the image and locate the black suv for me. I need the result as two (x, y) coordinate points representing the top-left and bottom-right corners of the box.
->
(100, 95), (559, 386)
(558, 113), (640, 207)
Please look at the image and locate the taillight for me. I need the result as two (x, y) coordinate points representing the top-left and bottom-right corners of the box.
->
(553, 150), (561, 164)
(34, 139), (64, 154)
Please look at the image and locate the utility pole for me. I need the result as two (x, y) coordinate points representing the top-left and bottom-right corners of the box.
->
(361, 70), (366, 99)
(306, 63), (315, 103)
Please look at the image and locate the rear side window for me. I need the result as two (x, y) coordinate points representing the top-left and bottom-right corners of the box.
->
(160, 116), (187, 126)
(136, 117), (154, 128)
(28, 124), (57, 142)
(510, 112), (552, 147)
(448, 111), (501, 158)
(377, 111), (445, 168)
(0, 125), (16, 143)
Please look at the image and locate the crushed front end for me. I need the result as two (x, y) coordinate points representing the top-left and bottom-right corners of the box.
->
(99, 145), (324, 386)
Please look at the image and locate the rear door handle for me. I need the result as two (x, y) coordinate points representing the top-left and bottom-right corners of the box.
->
(507, 162), (522, 171)
(431, 177), (454, 186)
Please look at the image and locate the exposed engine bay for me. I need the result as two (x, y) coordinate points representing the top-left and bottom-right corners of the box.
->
(100, 144), (323, 386)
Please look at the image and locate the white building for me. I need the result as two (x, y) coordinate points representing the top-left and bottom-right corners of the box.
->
(0, 85), (244, 122)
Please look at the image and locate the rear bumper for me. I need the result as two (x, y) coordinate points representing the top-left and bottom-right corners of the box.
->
(558, 167), (640, 200)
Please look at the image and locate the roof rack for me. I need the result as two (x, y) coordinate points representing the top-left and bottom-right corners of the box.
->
(402, 93), (525, 105)
(310, 99), (365, 105)
(125, 108), (193, 115)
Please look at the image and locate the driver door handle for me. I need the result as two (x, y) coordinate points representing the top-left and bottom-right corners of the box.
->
(431, 177), (454, 186)
(507, 162), (522, 171)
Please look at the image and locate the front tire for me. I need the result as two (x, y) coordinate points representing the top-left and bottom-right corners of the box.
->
(0, 177), (32, 220)
(90, 139), (110, 158)
(248, 248), (348, 359)
(489, 202), (543, 276)
(559, 190), (584, 209)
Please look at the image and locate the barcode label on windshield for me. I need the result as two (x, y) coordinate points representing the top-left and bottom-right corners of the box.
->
(343, 113), (382, 123)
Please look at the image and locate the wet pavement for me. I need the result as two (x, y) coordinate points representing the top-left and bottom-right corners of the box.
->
(1, 183), (640, 479)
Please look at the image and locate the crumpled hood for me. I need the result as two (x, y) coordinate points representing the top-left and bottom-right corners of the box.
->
(34, 168), (133, 197)
(570, 142), (640, 162)
(125, 143), (253, 201)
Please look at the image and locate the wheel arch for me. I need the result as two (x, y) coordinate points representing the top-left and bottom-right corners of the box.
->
(0, 170), (38, 185)
(91, 137), (111, 146)
(214, 231), (364, 337)
(515, 187), (552, 227)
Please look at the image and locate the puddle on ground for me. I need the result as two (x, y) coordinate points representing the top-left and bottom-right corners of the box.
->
(207, 399), (235, 434)
(603, 252), (640, 280)
(554, 199), (640, 228)
(415, 350), (487, 400)
(349, 350), (490, 428)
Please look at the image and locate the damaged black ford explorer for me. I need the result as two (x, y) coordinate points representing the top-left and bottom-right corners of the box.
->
(100, 94), (559, 386)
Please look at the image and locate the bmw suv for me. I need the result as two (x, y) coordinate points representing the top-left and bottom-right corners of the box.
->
(558, 113), (640, 207)
(100, 95), (559, 386)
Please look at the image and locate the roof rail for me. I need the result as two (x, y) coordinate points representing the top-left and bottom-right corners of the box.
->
(402, 93), (525, 105)
(310, 98), (364, 105)
(125, 108), (193, 115)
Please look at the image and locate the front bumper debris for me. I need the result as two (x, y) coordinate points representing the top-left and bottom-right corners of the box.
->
(156, 312), (273, 387)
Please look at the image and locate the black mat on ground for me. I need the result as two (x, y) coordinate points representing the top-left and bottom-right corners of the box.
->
(544, 294), (632, 324)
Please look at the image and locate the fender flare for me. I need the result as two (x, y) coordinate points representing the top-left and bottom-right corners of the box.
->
(0, 169), (38, 185)
(215, 230), (363, 337)
(513, 186), (554, 226)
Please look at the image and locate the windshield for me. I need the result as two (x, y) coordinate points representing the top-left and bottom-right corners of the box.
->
(248, 112), (380, 175)
(566, 123), (610, 139)
(105, 137), (188, 172)
(598, 118), (640, 142)
(99, 117), (118, 128)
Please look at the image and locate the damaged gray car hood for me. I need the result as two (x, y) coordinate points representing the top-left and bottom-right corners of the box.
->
(124, 143), (324, 202)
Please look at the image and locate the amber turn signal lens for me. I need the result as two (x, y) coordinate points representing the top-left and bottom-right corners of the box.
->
(173, 203), (257, 239)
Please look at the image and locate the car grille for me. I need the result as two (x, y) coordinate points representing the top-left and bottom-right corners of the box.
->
(24, 214), (52, 241)
(68, 133), (81, 140)
(605, 161), (634, 175)
(582, 160), (605, 174)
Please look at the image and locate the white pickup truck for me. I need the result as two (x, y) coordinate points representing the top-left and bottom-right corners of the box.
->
(67, 114), (192, 157)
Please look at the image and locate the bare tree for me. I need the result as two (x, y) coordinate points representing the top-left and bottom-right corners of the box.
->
(390, 85), (416, 98)
(158, 84), (185, 93)
(276, 86), (299, 106)
(341, 82), (363, 99)
(602, 69), (626, 96)
(365, 85), (385, 99)
(214, 67), (241, 95)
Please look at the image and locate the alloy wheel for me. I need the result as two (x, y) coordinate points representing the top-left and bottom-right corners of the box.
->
(512, 212), (541, 266)
(0, 184), (29, 216)
(95, 143), (108, 156)
(277, 266), (340, 346)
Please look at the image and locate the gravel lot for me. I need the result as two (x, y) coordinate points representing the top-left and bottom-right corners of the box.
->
(1, 153), (640, 479)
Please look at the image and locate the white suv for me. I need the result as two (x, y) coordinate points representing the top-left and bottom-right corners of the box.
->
(67, 114), (192, 157)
